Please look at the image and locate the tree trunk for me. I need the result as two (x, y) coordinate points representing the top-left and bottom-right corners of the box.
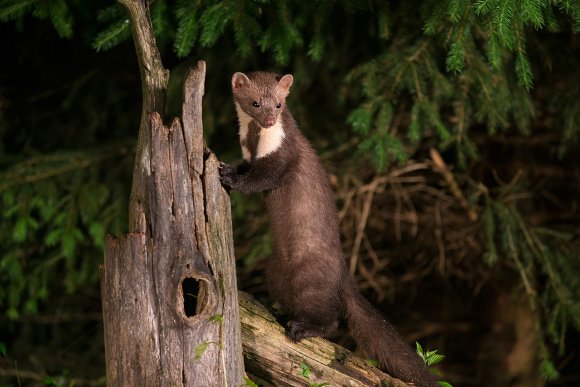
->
(100, 1), (244, 385)
(239, 292), (412, 387)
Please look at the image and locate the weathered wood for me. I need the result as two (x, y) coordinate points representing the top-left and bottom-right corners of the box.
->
(100, 1), (245, 384)
(101, 72), (244, 385)
(118, 0), (170, 233)
(239, 291), (411, 387)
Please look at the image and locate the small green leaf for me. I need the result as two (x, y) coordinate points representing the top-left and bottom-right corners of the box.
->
(242, 376), (259, 387)
(24, 298), (38, 314)
(540, 358), (559, 380)
(416, 342), (424, 357)
(13, 217), (28, 242)
(0, 342), (7, 356)
(89, 223), (105, 248)
(209, 314), (223, 323)
(7, 308), (19, 320)
(61, 229), (83, 258)
(45, 229), (63, 247)
(299, 362), (311, 378)
(194, 342), (209, 361)
(365, 358), (379, 367)
(426, 351), (446, 366)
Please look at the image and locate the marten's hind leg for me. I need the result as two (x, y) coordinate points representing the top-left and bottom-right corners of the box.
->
(286, 317), (339, 342)
(266, 252), (344, 342)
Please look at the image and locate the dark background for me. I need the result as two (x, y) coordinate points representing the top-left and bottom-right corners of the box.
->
(1, 1), (579, 386)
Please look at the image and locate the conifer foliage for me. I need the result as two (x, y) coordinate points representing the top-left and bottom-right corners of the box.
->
(1, 0), (579, 384)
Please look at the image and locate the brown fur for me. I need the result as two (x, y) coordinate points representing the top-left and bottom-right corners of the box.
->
(219, 72), (438, 386)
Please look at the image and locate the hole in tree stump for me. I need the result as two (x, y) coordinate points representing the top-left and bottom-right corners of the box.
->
(182, 277), (199, 317)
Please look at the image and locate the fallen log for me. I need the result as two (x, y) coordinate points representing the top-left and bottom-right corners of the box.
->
(238, 291), (411, 387)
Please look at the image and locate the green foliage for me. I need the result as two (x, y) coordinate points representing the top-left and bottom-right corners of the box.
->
(345, 37), (454, 169)
(0, 148), (129, 318)
(92, 5), (130, 52)
(539, 356), (560, 381)
(242, 376), (259, 387)
(91, 0), (322, 63)
(297, 362), (330, 387)
(299, 362), (311, 378)
(482, 192), (579, 380)
(0, 0), (579, 384)
(416, 342), (446, 367)
(174, 0), (200, 58)
(416, 343), (453, 386)
(3, 2), (580, 168)
(0, 0), (74, 38)
(345, 0), (578, 169)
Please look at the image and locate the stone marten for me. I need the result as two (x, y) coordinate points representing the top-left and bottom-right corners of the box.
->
(219, 71), (438, 386)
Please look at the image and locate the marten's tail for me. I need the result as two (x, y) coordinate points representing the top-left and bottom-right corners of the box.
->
(343, 281), (438, 387)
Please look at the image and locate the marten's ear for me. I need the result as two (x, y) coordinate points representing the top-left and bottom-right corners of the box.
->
(232, 72), (250, 90)
(278, 74), (294, 95)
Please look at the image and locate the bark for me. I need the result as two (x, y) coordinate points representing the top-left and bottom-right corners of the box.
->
(100, 1), (244, 385)
(238, 291), (412, 387)
(118, 0), (170, 233)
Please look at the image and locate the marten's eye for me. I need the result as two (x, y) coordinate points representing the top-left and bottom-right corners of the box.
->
(252, 101), (260, 108)
(276, 103), (282, 109)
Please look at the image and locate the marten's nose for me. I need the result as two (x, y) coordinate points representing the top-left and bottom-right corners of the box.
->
(264, 116), (276, 127)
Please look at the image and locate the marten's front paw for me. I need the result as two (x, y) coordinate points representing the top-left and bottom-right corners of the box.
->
(218, 162), (237, 188)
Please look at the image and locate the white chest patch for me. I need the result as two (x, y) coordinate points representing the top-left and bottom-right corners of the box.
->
(256, 120), (285, 159)
(235, 103), (285, 161)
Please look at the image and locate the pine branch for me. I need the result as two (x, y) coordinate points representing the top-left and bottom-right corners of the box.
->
(48, 0), (73, 38)
(521, 0), (545, 29)
(0, 0), (36, 21)
(174, 0), (199, 58)
(493, 0), (516, 48)
(199, 2), (232, 47)
(448, 0), (463, 22)
(92, 19), (131, 51)
(232, 2), (261, 58)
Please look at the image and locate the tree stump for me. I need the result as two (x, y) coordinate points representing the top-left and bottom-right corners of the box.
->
(99, 1), (244, 384)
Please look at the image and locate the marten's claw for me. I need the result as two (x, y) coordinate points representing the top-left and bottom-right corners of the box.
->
(219, 163), (236, 188)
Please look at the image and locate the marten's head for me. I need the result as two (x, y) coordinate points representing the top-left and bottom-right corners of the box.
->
(232, 72), (293, 128)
